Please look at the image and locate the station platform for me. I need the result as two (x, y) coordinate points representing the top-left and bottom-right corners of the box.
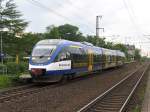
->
(141, 70), (150, 112)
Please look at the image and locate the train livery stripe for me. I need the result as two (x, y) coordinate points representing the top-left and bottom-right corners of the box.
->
(88, 49), (93, 72)
(29, 60), (71, 71)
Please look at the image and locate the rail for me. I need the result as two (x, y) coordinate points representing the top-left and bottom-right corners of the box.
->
(77, 63), (149, 112)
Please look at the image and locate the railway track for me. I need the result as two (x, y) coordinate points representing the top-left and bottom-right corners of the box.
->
(0, 83), (58, 103)
(77, 63), (149, 112)
(0, 83), (35, 96)
(0, 62), (143, 105)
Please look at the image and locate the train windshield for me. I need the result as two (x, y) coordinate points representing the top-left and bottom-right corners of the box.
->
(31, 45), (56, 63)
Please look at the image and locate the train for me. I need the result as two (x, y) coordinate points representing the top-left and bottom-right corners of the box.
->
(29, 39), (125, 82)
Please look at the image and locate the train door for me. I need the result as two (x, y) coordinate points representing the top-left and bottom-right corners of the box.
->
(88, 49), (93, 72)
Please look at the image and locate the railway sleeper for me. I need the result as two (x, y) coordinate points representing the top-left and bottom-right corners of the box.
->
(98, 101), (124, 106)
(95, 106), (120, 110)
(92, 107), (119, 112)
(104, 96), (126, 100)
(98, 100), (125, 105)
(102, 98), (125, 102)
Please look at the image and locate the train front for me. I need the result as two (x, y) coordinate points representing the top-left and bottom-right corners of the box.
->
(29, 39), (70, 82)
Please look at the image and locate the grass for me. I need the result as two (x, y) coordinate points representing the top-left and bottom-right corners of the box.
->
(131, 71), (148, 112)
(131, 85), (147, 112)
(132, 105), (140, 112)
(0, 75), (20, 89)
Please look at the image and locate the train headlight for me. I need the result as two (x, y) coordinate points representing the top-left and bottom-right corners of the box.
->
(32, 57), (36, 60)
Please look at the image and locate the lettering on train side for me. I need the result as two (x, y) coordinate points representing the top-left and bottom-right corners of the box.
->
(59, 64), (71, 66)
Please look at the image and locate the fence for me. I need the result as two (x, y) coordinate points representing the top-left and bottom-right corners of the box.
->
(0, 64), (7, 75)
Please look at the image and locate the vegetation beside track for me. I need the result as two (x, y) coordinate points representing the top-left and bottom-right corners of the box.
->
(0, 75), (20, 89)
(126, 64), (149, 112)
(5, 62), (28, 74)
(131, 74), (148, 112)
(0, 62), (29, 89)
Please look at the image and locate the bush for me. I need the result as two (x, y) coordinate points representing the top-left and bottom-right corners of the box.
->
(0, 75), (12, 89)
(6, 62), (28, 74)
(19, 62), (28, 73)
(0, 75), (22, 89)
(0, 64), (7, 75)
(6, 62), (19, 74)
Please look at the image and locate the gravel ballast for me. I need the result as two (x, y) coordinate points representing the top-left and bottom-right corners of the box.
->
(0, 62), (141, 112)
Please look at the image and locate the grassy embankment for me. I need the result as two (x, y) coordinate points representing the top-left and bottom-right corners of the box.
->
(0, 62), (28, 89)
(0, 75), (20, 89)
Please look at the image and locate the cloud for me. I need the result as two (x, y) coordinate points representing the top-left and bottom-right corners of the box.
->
(15, 0), (150, 56)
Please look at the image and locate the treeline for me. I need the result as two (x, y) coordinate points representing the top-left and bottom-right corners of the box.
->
(2, 23), (141, 61)
(0, 0), (141, 62)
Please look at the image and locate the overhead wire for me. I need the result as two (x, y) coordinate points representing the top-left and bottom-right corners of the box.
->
(122, 0), (150, 53)
(122, 0), (141, 34)
(28, 0), (71, 21)
(55, 0), (95, 30)
(51, 0), (95, 34)
(27, 0), (95, 34)
(122, 0), (150, 40)
(67, 0), (107, 36)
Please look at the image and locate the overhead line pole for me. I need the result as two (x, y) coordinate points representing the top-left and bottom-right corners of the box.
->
(0, 0), (3, 64)
(96, 15), (104, 46)
(0, 28), (2, 64)
(96, 16), (99, 37)
(96, 15), (104, 37)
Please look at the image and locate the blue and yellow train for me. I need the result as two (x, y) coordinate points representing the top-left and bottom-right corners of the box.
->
(29, 39), (125, 82)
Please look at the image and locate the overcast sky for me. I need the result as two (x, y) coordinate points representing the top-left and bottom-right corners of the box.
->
(15, 0), (150, 57)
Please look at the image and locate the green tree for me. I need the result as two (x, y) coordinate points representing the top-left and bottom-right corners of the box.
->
(0, 0), (28, 34)
(105, 42), (114, 49)
(45, 25), (60, 39)
(0, 0), (28, 61)
(58, 24), (82, 41)
(86, 35), (106, 47)
(3, 32), (19, 56)
(17, 33), (41, 58)
(3, 32), (42, 58)
(134, 49), (141, 61)
(113, 43), (128, 60)
(114, 44), (128, 54)
(45, 24), (85, 41)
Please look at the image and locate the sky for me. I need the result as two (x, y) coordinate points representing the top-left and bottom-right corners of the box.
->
(15, 0), (150, 57)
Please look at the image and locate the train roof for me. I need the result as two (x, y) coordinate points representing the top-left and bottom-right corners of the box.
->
(116, 50), (125, 57)
(102, 48), (117, 56)
(36, 39), (82, 46)
(36, 39), (125, 57)
(36, 39), (64, 45)
(36, 39), (99, 49)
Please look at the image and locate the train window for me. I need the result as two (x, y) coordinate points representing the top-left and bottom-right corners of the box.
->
(108, 55), (111, 63)
(31, 45), (56, 64)
(55, 46), (88, 65)
(55, 47), (71, 61)
(59, 52), (67, 61)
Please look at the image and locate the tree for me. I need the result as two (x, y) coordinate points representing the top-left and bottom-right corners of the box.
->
(134, 49), (141, 61)
(58, 24), (82, 41)
(0, 0), (28, 60)
(45, 25), (60, 39)
(3, 32), (42, 59)
(105, 42), (114, 49)
(114, 44), (128, 54)
(0, 0), (28, 34)
(86, 35), (106, 47)
(45, 24), (84, 41)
